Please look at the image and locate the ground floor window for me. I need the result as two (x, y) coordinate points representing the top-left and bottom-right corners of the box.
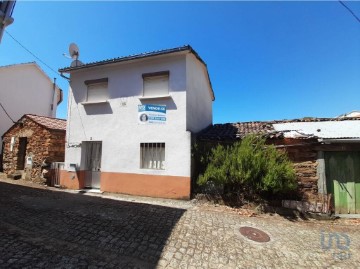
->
(140, 143), (165, 170)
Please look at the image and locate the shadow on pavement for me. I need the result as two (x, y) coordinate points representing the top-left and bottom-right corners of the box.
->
(0, 181), (186, 268)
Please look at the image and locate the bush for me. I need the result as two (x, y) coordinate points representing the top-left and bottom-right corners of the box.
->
(197, 135), (296, 196)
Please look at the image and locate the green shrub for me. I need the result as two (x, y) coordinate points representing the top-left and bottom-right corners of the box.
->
(197, 135), (296, 195)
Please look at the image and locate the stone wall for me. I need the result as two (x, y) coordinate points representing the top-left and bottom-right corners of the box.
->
(2, 117), (65, 181)
(279, 139), (319, 202)
(195, 138), (322, 203)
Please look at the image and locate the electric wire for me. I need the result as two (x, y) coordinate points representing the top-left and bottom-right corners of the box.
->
(5, 30), (61, 77)
(339, 1), (360, 24)
(0, 102), (16, 123)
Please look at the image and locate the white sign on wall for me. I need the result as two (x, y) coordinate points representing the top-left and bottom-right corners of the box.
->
(138, 104), (166, 124)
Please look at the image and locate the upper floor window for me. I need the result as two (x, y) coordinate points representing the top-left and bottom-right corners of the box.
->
(84, 78), (108, 102)
(142, 71), (169, 97)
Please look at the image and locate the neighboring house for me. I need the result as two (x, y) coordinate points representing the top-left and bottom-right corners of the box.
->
(198, 117), (360, 215)
(58, 45), (214, 199)
(2, 114), (66, 182)
(0, 62), (63, 153)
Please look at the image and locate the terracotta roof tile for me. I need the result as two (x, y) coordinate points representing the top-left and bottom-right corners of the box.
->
(198, 121), (277, 141)
(26, 114), (66, 131)
(198, 117), (360, 141)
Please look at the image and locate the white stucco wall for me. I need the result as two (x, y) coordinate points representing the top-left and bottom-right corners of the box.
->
(65, 55), (192, 177)
(0, 63), (60, 151)
(186, 54), (213, 133)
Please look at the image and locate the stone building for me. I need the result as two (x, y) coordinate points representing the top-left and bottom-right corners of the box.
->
(197, 117), (360, 215)
(2, 114), (66, 182)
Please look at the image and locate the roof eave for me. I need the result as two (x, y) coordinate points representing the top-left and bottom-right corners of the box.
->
(58, 45), (194, 73)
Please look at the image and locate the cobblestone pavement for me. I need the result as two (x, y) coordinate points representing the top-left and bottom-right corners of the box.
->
(0, 180), (359, 268)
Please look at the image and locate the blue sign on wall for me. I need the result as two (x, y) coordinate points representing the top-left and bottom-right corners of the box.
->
(138, 104), (166, 124)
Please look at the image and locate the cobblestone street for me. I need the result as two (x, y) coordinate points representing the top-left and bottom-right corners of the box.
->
(0, 180), (359, 268)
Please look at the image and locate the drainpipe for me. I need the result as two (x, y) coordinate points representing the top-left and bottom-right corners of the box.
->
(51, 77), (56, 116)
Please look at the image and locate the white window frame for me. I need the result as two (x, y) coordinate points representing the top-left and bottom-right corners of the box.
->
(140, 142), (165, 170)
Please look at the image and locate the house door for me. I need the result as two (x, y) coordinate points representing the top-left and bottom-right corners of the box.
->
(16, 137), (27, 170)
(84, 141), (102, 189)
(325, 152), (360, 214)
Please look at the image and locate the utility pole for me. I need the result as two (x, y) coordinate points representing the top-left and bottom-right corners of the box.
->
(0, 0), (16, 43)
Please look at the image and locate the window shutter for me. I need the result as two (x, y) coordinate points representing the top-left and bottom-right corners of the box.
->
(143, 75), (169, 97)
(87, 83), (108, 102)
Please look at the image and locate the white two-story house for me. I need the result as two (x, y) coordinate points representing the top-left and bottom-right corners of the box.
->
(58, 45), (214, 199)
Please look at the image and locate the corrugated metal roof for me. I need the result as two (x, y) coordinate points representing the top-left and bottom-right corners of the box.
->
(273, 120), (360, 139)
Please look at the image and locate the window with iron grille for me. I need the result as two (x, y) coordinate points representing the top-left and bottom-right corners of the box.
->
(140, 143), (165, 170)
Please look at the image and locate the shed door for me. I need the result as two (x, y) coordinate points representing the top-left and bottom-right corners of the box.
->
(16, 137), (27, 170)
(325, 152), (360, 214)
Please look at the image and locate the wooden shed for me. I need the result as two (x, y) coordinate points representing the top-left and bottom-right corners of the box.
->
(1, 114), (66, 182)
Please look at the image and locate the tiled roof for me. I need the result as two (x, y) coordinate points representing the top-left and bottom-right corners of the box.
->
(59, 45), (204, 72)
(198, 121), (279, 141)
(198, 117), (360, 141)
(58, 45), (215, 101)
(26, 114), (66, 131)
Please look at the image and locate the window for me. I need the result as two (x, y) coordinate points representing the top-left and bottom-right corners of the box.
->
(142, 71), (169, 97)
(140, 143), (165, 170)
(84, 78), (108, 102)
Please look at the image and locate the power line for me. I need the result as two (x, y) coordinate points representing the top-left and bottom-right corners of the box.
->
(0, 102), (16, 123)
(339, 1), (360, 24)
(5, 30), (60, 77)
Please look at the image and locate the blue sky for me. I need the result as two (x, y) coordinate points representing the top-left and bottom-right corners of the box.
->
(1, 1), (360, 123)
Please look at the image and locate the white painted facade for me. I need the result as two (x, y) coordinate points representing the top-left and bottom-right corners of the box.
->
(0, 62), (62, 150)
(186, 54), (213, 133)
(64, 50), (213, 180)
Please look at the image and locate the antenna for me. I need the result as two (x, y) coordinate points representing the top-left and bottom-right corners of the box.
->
(62, 53), (72, 59)
(68, 42), (83, 67)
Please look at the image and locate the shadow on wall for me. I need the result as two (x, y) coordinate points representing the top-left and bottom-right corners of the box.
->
(83, 102), (113, 115)
(0, 182), (185, 268)
(140, 97), (177, 110)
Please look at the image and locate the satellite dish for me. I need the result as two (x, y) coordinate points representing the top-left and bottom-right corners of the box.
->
(69, 43), (80, 60)
(68, 43), (83, 67)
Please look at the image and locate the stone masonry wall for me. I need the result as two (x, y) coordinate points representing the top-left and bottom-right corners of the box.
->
(2, 117), (65, 181)
(277, 139), (319, 203)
